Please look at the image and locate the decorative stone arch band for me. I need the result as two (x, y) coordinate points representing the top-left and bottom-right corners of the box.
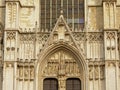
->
(35, 42), (88, 90)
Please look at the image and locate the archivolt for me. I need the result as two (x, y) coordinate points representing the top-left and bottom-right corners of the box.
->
(36, 42), (87, 75)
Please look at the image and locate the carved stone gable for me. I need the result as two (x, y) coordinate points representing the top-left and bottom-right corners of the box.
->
(42, 15), (80, 51)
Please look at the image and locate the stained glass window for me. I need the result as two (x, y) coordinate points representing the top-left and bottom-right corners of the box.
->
(40, 0), (84, 31)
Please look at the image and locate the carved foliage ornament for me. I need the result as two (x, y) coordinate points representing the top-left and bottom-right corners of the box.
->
(5, 62), (14, 68)
(7, 2), (17, 28)
(107, 61), (116, 67)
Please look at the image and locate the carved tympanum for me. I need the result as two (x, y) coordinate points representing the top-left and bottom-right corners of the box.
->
(42, 50), (80, 76)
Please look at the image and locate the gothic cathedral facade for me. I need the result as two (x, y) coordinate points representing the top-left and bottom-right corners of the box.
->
(0, 0), (120, 90)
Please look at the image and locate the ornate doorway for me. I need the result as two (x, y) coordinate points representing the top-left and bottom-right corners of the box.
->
(38, 48), (85, 90)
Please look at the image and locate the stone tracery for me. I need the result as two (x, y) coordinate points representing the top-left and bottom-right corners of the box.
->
(0, 0), (120, 90)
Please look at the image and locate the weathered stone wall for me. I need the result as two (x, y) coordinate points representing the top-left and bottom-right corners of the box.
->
(88, 7), (103, 30)
(0, 0), (5, 26)
(20, 8), (35, 28)
(117, 0), (120, 5)
(0, 0), (120, 90)
(0, 0), (5, 6)
(88, 0), (102, 5)
(116, 7), (120, 28)
(0, 8), (5, 25)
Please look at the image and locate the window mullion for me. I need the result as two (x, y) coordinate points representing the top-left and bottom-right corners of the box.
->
(67, 0), (68, 21)
(50, 0), (52, 31)
(72, 0), (74, 31)
(78, 0), (80, 30)
(45, 0), (46, 30)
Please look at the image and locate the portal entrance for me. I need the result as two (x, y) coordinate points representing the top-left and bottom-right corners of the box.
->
(43, 78), (81, 90)
(38, 49), (85, 90)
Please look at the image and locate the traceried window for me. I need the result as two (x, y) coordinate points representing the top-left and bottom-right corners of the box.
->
(40, 0), (84, 31)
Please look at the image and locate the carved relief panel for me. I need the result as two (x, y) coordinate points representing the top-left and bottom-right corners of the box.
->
(73, 32), (86, 55)
(19, 34), (50, 59)
(89, 63), (105, 80)
(6, 2), (17, 28)
(105, 31), (118, 59)
(19, 34), (35, 59)
(42, 50), (81, 77)
(20, 8), (34, 28)
(38, 34), (50, 51)
(52, 24), (72, 44)
(103, 2), (116, 29)
(18, 64), (34, 81)
(5, 31), (16, 61)
(73, 32), (104, 60)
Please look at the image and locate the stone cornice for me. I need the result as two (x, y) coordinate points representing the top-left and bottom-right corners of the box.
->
(89, 61), (105, 66)
(103, 29), (118, 31)
(0, 6), (5, 8)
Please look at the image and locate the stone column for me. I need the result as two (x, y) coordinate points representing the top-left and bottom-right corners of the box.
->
(58, 75), (66, 90)
(103, 0), (117, 29)
(103, 1), (119, 90)
(103, 30), (119, 90)
(3, 63), (14, 90)
(3, 1), (21, 90)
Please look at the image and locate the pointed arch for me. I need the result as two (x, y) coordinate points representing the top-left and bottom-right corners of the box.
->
(35, 42), (87, 90)
(36, 43), (87, 74)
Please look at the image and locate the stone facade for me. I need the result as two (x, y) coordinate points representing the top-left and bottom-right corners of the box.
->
(0, 0), (120, 90)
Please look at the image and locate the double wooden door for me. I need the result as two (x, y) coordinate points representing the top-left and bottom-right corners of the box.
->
(43, 78), (81, 90)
